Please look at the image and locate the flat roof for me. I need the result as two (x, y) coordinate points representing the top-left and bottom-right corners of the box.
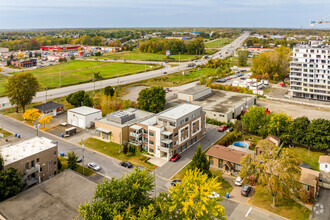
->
(68, 106), (101, 116)
(177, 90), (256, 114)
(158, 104), (201, 120)
(97, 108), (154, 128)
(0, 137), (57, 166)
(179, 85), (211, 95)
(0, 170), (96, 220)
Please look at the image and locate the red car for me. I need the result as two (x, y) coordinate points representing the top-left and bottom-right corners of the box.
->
(170, 153), (181, 162)
(218, 125), (228, 132)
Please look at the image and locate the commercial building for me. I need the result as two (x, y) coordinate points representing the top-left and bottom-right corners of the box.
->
(10, 59), (37, 68)
(40, 45), (82, 52)
(0, 137), (58, 187)
(289, 41), (330, 102)
(34, 101), (64, 116)
(67, 106), (102, 129)
(130, 104), (206, 160)
(206, 145), (249, 175)
(95, 108), (154, 145)
(176, 86), (257, 123)
(0, 170), (96, 220)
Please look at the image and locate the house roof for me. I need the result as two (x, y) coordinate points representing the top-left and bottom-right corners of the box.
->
(319, 155), (330, 164)
(206, 145), (249, 164)
(34, 101), (63, 112)
(299, 167), (319, 187)
(265, 135), (281, 146)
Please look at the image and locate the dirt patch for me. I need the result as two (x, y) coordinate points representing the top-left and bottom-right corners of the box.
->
(121, 86), (149, 102)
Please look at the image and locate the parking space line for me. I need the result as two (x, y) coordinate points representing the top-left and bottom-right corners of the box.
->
(245, 207), (253, 219)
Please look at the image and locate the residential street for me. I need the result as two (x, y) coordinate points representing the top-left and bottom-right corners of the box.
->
(311, 188), (330, 220)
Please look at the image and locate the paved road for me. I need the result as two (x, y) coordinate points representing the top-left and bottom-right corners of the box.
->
(0, 115), (170, 194)
(311, 188), (330, 220)
(0, 32), (250, 109)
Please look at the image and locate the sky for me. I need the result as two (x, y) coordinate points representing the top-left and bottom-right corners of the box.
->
(0, 0), (329, 29)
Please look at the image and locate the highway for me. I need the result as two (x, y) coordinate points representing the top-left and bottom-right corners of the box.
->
(0, 32), (249, 109)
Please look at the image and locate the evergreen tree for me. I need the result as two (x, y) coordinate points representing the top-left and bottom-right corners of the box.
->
(188, 144), (211, 177)
(0, 167), (22, 201)
(67, 151), (78, 170)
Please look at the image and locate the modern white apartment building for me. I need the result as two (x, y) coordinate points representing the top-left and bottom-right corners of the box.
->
(129, 104), (206, 160)
(289, 41), (330, 102)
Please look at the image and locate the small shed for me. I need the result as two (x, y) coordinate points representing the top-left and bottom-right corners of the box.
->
(67, 106), (102, 129)
(34, 101), (64, 116)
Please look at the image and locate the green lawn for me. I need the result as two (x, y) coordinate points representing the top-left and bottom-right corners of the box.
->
(0, 128), (12, 137)
(87, 49), (200, 62)
(293, 147), (326, 171)
(58, 156), (95, 176)
(81, 138), (157, 171)
(0, 76), (8, 96)
(16, 60), (159, 89)
(205, 38), (233, 48)
(249, 186), (311, 220)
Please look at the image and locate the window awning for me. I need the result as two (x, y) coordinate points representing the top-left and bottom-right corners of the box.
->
(96, 127), (111, 133)
(161, 130), (173, 136)
(130, 125), (142, 130)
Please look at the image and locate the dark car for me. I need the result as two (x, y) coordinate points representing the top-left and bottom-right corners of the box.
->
(171, 180), (182, 186)
(120, 161), (133, 168)
(170, 153), (181, 162)
(241, 185), (252, 197)
(163, 71), (168, 74)
(76, 157), (82, 163)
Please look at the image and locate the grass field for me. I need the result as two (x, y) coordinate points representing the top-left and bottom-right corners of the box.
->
(0, 76), (7, 96)
(205, 38), (233, 48)
(249, 185), (311, 220)
(18, 60), (159, 89)
(0, 128), (12, 137)
(293, 147), (326, 171)
(88, 49), (200, 62)
(81, 138), (157, 171)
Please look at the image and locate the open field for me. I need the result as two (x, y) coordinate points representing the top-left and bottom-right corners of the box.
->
(16, 60), (159, 89)
(0, 76), (7, 96)
(87, 49), (200, 62)
(81, 138), (157, 171)
(293, 146), (327, 171)
(249, 185), (311, 220)
(205, 38), (233, 48)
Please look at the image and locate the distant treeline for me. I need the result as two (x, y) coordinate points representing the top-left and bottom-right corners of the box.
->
(139, 37), (205, 55)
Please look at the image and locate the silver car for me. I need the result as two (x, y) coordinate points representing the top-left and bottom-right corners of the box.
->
(88, 162), (101, 171)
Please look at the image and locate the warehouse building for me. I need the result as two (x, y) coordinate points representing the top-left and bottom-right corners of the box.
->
(67, 106), (102, 129)
(176, 86), (257, 123)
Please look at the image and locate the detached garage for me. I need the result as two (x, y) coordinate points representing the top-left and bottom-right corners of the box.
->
(67, 106), (102, 129)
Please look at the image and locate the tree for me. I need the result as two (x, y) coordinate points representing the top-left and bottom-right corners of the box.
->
(291, 117), (310, 145)
(6, 60), (11, 66)
(70, 55), (75, 60)
(237, 50), (249, 66)
(161, 169), (226, 219)
(104, 86), (115, 97)
(22, 108), (41, 121)
(38, 115), (53, 128)
(188, 145), (211, 177)
(138, 86), (166, 113)
(67, 151), (78, 170)
(239, 140), (301, 207)
(242, 106), (269, 136)
(0, 167), (23, 201)
(100, 94), (122, 115)
(306, 119), (330, 150)
(0, 153), (3, 171)
(267, 113), (293, 144)
(66, 90), (93, 107)
(5, 72), (40, 112)
(78, 169), (154, 219)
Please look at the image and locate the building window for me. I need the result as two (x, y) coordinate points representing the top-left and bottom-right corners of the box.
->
(325, 164), (328, 168)
(37, 158), (40, 163)
(149, 148), (154, 153)
(54, 151), (57, 156)
(149, 140), (154, 145)
(149, 131), (154, 136)
(40, 167), (42, 172)
(174, 132), (178, 137)
(185, 117), (189, 122)
(169, 121), (176, 127)
(234, 163), (241, 171)
(185, 126), (188, 131)
(209, 156), (214, 165)
(25, 162), (29, 169)
(181, 129), (184, 134)
(54, 161), (56, 166)
(192, 114), (196, 119)
(218, 159), (223, 168)
(31, 160), (35, 167)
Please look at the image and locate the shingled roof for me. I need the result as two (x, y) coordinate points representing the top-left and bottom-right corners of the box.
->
(206, 145), (249, 164)
(34, 101), (63, 112)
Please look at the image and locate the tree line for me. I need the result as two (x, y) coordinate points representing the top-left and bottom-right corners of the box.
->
(139, 37), (205, 55)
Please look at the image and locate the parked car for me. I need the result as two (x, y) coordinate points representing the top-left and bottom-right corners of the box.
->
(163, 71), (168, 74)
(76, 157), (82, 163)
(88, 162), (101, 171)
(170, 153), (181, 162)
(241, 185), (252, 197)
(235, 176), (243, 186)
(208, 192), (220, 198)
(171, 180), (182, 186)
(226, 127), (233, 133)
(119, 161), (133, 168)
(165, 88), (172, 93)
(218, 125), (228, 132)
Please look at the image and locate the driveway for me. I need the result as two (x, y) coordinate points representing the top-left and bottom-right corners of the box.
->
(155, 124), (225, 179)
(222, 174), (251, 204)
(311, 188), (330, 220)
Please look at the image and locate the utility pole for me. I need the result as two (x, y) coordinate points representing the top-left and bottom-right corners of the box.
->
(81, 139), (85, 175)
(45, 87), (48, 102)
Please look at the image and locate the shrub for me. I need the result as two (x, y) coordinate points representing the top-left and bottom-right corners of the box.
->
(218, 131), (242, 146)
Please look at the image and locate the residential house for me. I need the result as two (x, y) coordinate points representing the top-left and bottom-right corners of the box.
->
(319, 155), (330, 173)
(34, 101), (64, 116)
(130, 104), (206, 160)
(299, 167), (320, 198)
(206, 145), (249, 174)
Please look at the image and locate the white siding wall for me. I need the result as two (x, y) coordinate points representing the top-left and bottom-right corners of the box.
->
(320, 163), (330, 173)
(67, 111), (102, 129)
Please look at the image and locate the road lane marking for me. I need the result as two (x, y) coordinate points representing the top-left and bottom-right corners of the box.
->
(245, 207), (253, 219)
